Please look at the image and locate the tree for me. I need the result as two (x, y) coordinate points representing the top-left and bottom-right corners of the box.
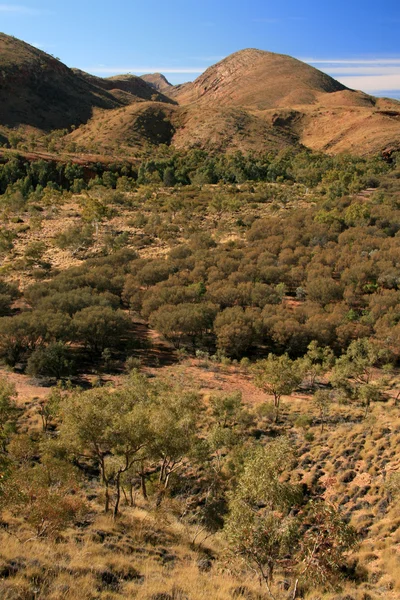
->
(36, 388), (62, 433)
(26, 342), (73, 380)
(295, 501), (358, 590)
(331, 339), (386, 414)
(254, 354), (301, 422)
(60, 378), (150, 516)
(299, 341), (335, 389)
(224, 439), (302, 597)
(0, 378), (17, 453)
(0, 311), (72, 366)
(210, 391), (243, 428)
(313, 389), (332, 432)
(72, 306), (130, 355)
(149, 386), (202, 489)
(306, 277), (343, 305)
(358, 383), (384, 418)
(149, 303), (216, 349)
(225, 439), (357, 599)
(0, 279), (19, 317)
(214, 306), (262, 358)
(332, 338), (382, 387)
(1, 446), (87, 539)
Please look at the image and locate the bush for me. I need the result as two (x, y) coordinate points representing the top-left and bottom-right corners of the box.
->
(214, 307), (262, 358)
(26, 342), (73, 379)
(73, 306), (131, 354)
(54, 224), (94, 253)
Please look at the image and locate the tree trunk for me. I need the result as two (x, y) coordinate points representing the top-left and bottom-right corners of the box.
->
(289, 579), (299, 600)
(159, 457), (167, 483)
(100, 457), (110, 513)
(104, 481), (110, 513)
(129, 483), (135, 507)
(113, 472), (121, 519)
(140, 466), (147, 499)
(274, 395), (280, 423)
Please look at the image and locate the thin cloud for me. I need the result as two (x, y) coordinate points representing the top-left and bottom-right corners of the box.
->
(86, 67), (208, 75)
(303, 58), (400, 65)
(188, 55), (226, 62)
(325, 66), (400, 75)
(253, 16), (305, 23)
(301, 57), (400, 95)
(253, 18), (280, 23)
(0, 4), (53, 15)
(337, 73), (400, 93)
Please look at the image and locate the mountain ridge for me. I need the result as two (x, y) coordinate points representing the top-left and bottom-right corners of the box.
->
(0, 33), (399, 156)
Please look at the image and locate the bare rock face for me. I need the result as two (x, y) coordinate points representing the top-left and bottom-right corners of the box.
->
(175, 48), (347, 109)
(141, 73), (174, 94)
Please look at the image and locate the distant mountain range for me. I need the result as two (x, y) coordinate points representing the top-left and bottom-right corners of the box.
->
(0, 32), (399, 156)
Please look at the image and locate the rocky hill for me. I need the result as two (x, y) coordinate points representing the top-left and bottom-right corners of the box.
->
(0, 33), (174, 133)
(73, 69), (176, 105)
(141, 72), (174, 94)
(173, 48), (349, 108)
(0, 34), (399, 156)
(0, 33), (120, 130)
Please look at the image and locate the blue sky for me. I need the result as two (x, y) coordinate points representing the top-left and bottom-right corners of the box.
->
(1, 0), (399, 97)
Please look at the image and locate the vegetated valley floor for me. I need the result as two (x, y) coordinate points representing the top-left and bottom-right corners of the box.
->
(0, 162), (400, 600)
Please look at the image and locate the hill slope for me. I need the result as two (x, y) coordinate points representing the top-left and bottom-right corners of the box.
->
(174, 48), (349, 109)
(170, 49), (400, 155)
(0, 37), (399, 156)
(141, 72), (174, 94)
(0, 33), (175, 134)
(0, 33), (122, 130)
(73, 70), (176, 105)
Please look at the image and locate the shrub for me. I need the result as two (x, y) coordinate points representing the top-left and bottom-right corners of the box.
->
(26, 342), (73, 379)
(73, 306), (131, 354)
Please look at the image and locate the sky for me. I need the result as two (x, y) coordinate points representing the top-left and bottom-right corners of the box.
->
(1, 0), (399, 98)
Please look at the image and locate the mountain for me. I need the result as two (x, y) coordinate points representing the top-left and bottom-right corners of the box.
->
(0, 33), (120, 130)
(73, 70), (176, 105)
(141, 73), (174, 94)
(171, 49), (400, 155)
(0, 33), (174, 132)
(174, 48), (349, 108)
(0, 35), (399, 156)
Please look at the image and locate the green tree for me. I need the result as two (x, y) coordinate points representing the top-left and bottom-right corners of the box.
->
(0, 378), (17, 452)
(225, 439), (357, 598)
(224, 439), (302, 596)
(60, 380), (150, 516)
(73, 306), (130, 355)
(254, 353), (301, 422)
(313, 389), (332, 433)
(149, 386), (202, 489)
(149, 303), (216, 349)
(299, 341), (335, 389)
(26, 342), (73, 380)
(214, 306), (262, 358)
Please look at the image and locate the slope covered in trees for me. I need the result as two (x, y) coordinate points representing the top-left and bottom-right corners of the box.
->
(0, 145), (399, 599)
